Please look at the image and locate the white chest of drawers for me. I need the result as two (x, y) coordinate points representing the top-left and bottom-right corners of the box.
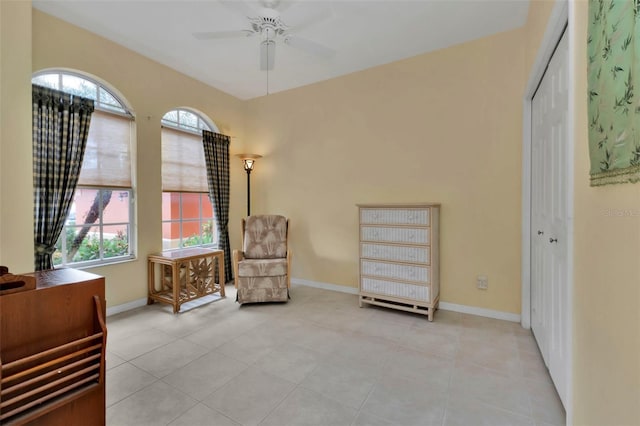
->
(357, 203), (440, 321)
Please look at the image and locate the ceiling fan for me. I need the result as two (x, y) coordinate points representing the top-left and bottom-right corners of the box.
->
(193, 0), (335, 71)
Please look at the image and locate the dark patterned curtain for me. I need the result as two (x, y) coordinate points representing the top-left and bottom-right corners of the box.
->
(203, 130), (233, 282)
(587, 0), (640, 185)
(32, 85), (94, 271)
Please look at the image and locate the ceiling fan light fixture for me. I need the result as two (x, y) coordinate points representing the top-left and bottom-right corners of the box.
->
(260, 39), (276, 71)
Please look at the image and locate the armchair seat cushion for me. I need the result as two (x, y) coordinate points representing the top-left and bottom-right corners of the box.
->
(238, 258), (288, 277)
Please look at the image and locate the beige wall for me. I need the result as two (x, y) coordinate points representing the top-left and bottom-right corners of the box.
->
(245, 28), (526, 314)
(31, 10), (248, 306)
(0, 1), (34, 274)
(570, 2), (640, 424)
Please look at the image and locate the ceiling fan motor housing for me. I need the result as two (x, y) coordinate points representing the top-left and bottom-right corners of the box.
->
(249, 10), (288, 40)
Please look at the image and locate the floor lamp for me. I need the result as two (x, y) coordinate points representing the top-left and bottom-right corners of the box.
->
(236, 154), (262, 217)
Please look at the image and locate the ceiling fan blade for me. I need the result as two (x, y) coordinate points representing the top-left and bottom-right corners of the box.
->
(193, 30), (254, 40)
(284, 36), (335, 60)
(285, 7), (333, 33)
(219, 1), (257, 18)
(260, 40), (275, 71)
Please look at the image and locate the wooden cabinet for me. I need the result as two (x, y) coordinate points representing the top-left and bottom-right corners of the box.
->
(357, 203), (440, 321)
(0, 269), (106, 425)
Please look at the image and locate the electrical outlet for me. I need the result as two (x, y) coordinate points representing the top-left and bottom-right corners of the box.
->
(477, 275), (488, 290)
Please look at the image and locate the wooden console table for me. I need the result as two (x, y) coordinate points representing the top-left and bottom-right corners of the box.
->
(148, 248), (225, 313)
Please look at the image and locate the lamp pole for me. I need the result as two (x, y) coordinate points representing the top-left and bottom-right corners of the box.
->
(245, 166), (252, 217)
(237, 154), (262, 217)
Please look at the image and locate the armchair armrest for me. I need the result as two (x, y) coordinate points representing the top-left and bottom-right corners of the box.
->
(286, 250), (292, 289)
(232, 250), (244, 289)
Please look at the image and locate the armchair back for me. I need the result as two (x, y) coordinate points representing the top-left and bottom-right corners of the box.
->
(242, 215), (288, 259)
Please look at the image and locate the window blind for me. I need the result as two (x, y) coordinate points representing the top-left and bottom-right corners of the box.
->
(78, 110), (132, 188)
(161, 127), (208, 193)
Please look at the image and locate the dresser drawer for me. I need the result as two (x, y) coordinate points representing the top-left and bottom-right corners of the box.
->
(361, 243), (430, 264)
(361, 226), (429, 245)
(360, 208), (430, 226)
(361, 277), (429, 301)
(361, 260), (430, 284)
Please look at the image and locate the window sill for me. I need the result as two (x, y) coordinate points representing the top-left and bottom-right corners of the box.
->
(55, 255), (137, 271)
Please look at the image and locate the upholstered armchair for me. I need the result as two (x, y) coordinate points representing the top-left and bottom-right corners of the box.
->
(233, 215), (291, 304)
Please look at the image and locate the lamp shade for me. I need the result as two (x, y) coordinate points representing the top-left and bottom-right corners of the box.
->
(236, 154), (262, 172)
(236, 153), (262, 217)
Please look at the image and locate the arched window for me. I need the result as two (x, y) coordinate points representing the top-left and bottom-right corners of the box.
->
(161, 108), (218, 249)
(161, 107), (218, 133)
(32, 70), (135, 266)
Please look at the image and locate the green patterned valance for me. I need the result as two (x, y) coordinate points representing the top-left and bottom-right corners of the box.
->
(587, 0), (640, 186)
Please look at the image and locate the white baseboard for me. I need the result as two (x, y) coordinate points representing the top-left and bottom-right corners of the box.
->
(108, 282), (520, 323)
(438, 302), (521, 323)
(292, 278), (520, 323)
(291, 278), (358, 295)
(106, 297), (147, 317)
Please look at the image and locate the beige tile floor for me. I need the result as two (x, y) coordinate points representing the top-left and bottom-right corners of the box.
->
(105, 284), (565, 426)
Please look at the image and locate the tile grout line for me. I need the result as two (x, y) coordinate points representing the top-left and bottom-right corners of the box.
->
(255, 380), (300, 426)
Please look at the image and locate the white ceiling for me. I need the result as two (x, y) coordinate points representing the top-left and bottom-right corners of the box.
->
(32, 0), (530, 100)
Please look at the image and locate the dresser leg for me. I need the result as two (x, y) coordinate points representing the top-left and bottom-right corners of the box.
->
(358, 297), (363, 308)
